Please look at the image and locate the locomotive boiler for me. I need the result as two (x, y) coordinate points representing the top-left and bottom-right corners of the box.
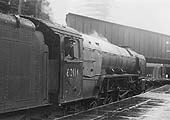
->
(0, 13), (146, 118)
(82, 34), (145, 102)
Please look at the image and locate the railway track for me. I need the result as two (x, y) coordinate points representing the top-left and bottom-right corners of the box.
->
(56, 85), (170, 120)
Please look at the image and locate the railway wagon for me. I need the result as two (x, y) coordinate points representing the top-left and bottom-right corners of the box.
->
(0, 13), (146, 119)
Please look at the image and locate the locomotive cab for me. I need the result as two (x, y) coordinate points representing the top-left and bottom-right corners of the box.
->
(20, 15), (84, 104)
(61, 36), (83, 103)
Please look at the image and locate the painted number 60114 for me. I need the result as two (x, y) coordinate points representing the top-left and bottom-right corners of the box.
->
(66, 68), (79, 77)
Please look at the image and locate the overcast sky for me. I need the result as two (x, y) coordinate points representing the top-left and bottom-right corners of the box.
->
(48, 0), (170, 35)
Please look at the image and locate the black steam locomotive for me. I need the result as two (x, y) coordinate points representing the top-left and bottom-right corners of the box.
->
(0, 13), (146, 119)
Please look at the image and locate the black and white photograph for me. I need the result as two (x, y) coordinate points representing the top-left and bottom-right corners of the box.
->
(0, 0), (170, 119)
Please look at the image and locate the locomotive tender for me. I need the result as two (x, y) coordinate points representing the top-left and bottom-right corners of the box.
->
(0, 13), (145, 115)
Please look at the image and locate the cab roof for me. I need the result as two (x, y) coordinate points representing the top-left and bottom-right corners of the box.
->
(20, 15), (82, 38)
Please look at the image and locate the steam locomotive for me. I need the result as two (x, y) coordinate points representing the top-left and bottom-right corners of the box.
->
(0, 13), (145, 118)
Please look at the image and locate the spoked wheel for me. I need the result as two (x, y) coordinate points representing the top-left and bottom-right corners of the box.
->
(103, 95), (113, 104)
(90, 101), (98, 108)
(107, 95), (113, 103)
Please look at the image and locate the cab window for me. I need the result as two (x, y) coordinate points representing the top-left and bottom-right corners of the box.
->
(64, 37), (80, 59)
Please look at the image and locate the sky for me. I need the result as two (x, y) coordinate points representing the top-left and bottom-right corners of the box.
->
(47, 0), (170, 35)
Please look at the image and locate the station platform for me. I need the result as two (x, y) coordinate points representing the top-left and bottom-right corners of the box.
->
(57, 85), (170, 120)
